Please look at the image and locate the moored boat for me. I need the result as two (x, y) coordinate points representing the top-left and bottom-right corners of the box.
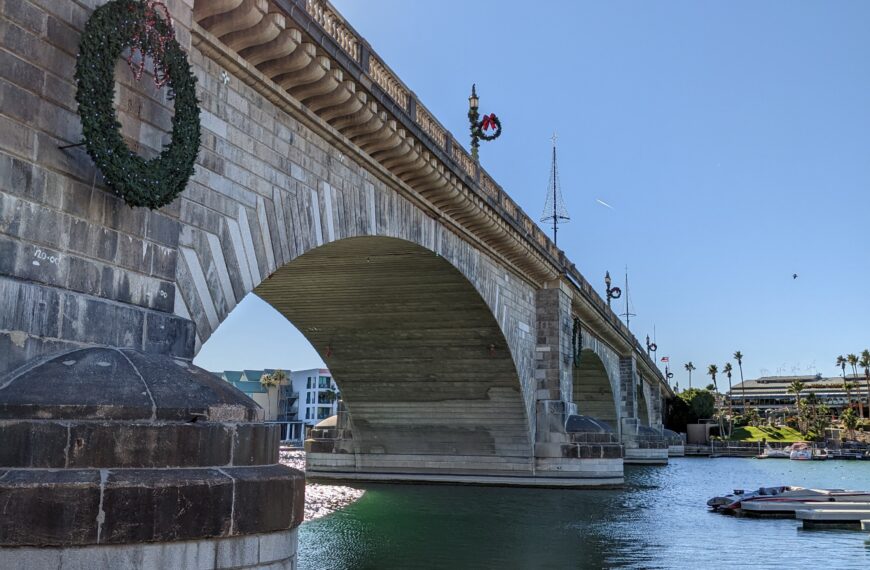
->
(789, 442), (812, 461)
(756, 445), (790, 459)
(707, 486), (870, 515)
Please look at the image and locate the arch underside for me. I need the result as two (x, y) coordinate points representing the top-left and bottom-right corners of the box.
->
(254, 237), (531, 469)
(573, 349), (619, 430)
(637, 381), (650, 426)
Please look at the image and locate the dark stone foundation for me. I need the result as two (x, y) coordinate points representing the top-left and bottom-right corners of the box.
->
(0, 348), (303, 568)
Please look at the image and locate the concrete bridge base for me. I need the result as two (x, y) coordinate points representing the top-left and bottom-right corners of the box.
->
(664, 429), (687, 457)
(307, 459), (622, 488)
(0, 530), (298, 570)
(0, 349), (303, 570)
(621, 420), (669, 465)
(305, 407), (624, 488)
(623, 448), (669, 465)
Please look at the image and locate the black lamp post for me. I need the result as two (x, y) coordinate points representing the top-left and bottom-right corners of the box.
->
(467, 84), (501, 162)
(468, 85), (481, 161)
(605, 271), (621, 308)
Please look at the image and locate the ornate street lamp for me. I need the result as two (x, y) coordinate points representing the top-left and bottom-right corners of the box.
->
(468, 84), (501, 161)
(605, 271), (622, 308)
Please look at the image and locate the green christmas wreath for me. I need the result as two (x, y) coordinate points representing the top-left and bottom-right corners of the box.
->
(74, 0), (200, 209)
(476, 113), (502, 141)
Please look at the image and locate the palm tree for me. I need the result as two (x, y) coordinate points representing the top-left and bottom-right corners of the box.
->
(707, 364), (721, 435)
(707, 364), (718, 390)
(733, 350), (746, 413)
(723, 362), (734, 418)
(842, 381), (856, 411)
(836, 355), (847, 379)
(841, 408), (859, 441)
(684, 362), (696, 389)
(847, 353), (859, 380)
(804, 391), (820, 409)
(802, 391), (820, 436)
(788, 379), (805, 412)
(260, 369), (287, 418)
(860, 349), (870, 418)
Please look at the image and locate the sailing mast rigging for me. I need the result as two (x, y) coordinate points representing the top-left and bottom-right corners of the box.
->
(621, 267), (636, 330)
(540, 133), (570, 246)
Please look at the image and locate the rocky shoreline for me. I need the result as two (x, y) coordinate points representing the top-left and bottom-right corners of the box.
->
(280, 448), (365, 521)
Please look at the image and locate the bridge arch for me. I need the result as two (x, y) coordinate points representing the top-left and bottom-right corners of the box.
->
(191, 234), (533, 469)
(572, 348), (619, 431)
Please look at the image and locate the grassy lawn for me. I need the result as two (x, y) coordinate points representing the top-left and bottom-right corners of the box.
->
(728, 426), (805, 442)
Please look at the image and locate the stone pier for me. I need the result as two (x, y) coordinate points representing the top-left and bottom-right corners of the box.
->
(0, 348), (304, 569)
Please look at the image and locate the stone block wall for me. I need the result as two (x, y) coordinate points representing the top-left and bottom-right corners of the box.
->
(534, 283), (572, 401)
(618, 356), (637, 427)
(0, 0), (541, 442)
(0, 0), (196, 375)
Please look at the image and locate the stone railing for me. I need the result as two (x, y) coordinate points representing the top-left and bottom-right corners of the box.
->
(480, 172), (499, 199)
(305, 0), (360, 62)
(415, 104), (447, 148)
(369, 55), (409, 110)
(502, 196), (518, 219)
(451, 143), (476, 179)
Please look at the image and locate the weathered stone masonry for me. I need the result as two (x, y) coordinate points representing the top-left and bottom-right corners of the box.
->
(0, 0), (674, 493)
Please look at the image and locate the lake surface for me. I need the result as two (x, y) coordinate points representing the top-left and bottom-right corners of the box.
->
(299, 458), (870, 569)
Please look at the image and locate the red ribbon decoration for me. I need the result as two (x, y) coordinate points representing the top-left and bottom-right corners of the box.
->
(126, 1), (175, 88)
(480, 113), (497, 131)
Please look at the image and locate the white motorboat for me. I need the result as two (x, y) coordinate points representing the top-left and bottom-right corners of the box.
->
(789, 442), (812, 461)
(756, 445), (789, 459)
(707, 486), (870, 514)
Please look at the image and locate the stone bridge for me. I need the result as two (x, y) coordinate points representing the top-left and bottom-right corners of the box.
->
(0, 0), (672, 566)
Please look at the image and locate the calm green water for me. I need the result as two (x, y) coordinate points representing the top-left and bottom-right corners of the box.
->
(299, 458), (870, 569)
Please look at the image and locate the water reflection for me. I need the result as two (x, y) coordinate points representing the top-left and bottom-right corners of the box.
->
(300, 459), (870, 569)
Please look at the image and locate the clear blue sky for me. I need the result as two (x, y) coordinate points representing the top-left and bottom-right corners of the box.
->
(195, 1), (870, 385)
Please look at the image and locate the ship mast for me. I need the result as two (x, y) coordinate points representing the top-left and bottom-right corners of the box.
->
(621, 267), (636, 330)
(540, 133), (570, 246)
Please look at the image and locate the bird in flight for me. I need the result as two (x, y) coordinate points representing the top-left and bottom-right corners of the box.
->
(792, 273), (798, 279)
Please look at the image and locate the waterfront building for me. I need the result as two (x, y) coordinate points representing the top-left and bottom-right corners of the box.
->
(728, 375), (869, 416)
(214, 368), (340, 434)
(215, 369), (306, 441)
(214, 369), (278, 417)
(291, 368), (341, 426)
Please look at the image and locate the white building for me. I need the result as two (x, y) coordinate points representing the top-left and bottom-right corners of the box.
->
(213, 368), (339, 439)
(291, 368), (340, 426)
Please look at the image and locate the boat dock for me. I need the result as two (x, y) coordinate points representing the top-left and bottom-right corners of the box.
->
(796, 509), (870, 530)
(741, 501), (870, 518)
(688, 441), (869, 459)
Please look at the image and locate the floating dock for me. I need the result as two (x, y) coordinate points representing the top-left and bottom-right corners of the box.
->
(796, 509), (870, 530)
(741, 501), (870, 518)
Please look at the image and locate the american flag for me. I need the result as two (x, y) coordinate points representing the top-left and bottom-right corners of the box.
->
(660, 356), (669, 363)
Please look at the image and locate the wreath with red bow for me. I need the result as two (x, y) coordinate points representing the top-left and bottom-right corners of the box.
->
(476, 113), (502, 141)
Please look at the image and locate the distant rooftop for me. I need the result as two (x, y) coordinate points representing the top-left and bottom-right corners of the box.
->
(728, 373), (868, 400)
(213, 369), (283, 394)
